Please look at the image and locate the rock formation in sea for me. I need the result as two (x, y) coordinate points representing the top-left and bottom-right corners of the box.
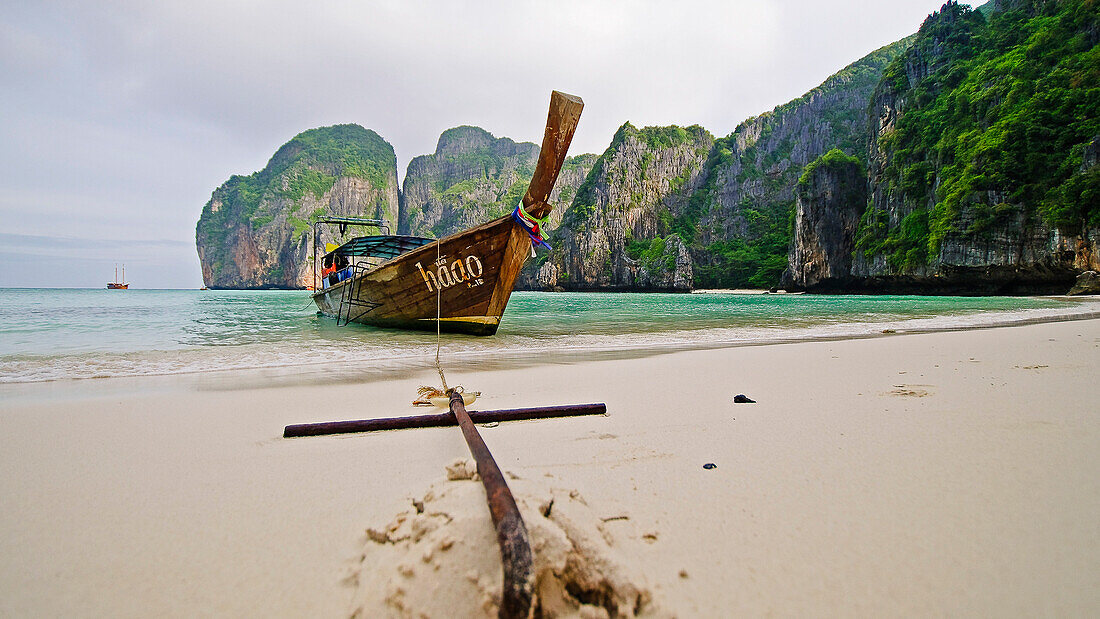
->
(781, 150), (867, 290)
(1067, 271), (1100, 296)
(196, 124), (399, 289)
(196, 122), (593, 290)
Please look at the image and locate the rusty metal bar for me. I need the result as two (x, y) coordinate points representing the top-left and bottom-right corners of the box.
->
(283, 403), (605, 438)
(449, 390), (534, 619)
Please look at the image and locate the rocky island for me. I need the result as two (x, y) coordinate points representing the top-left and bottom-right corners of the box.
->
(196, 125), (400, 289)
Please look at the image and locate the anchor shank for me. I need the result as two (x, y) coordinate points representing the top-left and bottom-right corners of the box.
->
(449, 390), (535, 619)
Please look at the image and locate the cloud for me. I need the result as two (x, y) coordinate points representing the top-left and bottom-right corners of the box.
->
(0, 0), (949, 288)
(0, 233), (191, 254)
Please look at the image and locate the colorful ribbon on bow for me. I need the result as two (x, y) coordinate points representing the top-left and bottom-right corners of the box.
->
(512, 201), (551, 250)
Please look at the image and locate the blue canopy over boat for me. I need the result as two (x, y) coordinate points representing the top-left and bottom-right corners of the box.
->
(329, 235), (434, 261)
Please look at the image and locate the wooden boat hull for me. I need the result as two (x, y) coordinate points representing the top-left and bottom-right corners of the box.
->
(312, 216), (531, 335)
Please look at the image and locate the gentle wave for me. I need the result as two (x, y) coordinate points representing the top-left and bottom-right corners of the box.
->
(1, 289), (1097, 384)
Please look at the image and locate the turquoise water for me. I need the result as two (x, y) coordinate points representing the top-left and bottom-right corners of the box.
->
(0, 288), (1096, 383)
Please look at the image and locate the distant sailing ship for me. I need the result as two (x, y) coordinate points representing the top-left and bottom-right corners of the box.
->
(107, 264), (129, 289)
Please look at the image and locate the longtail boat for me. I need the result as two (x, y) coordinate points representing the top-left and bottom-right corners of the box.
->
(310, 91), (583, 335)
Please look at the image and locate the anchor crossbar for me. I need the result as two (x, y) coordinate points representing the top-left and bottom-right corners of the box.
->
(283, 403), (606, 437)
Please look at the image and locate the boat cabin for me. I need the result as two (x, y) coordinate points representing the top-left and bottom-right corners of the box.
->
(312, 216), (435, 291)
(318, 233), (433, 290)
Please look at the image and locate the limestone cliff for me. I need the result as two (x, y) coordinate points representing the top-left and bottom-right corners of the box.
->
(683, 38), (912, 289)
(196, 125), (399, 289)
(398, 127), (595, 239)
(849, 0), (1100, 294)
(546, 153), (599, 228)
(530, 123), (713, 291)
(524, 38), (910, 292)
(398, 126), (539, 237)
(781, 150), (867, 290)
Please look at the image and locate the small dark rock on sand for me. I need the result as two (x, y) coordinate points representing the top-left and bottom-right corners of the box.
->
(733, 394), (755, 403)
(703, 463), (717, 470)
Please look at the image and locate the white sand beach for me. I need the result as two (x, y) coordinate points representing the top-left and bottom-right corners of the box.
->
(2, 318), (1098, 616)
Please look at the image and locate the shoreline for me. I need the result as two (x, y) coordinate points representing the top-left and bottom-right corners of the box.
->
(3, 294), (1099, 392)
(2, 318), (1099, 615)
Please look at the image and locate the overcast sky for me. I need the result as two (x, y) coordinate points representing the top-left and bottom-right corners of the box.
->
(0, 0), (948, 288)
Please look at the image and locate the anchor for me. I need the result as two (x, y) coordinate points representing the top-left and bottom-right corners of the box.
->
(284, 395), (606, 618)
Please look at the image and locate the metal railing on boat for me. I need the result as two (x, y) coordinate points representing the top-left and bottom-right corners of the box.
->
(336, 263), (378, 326)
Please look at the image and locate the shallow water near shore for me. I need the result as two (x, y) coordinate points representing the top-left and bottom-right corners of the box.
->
(1, 288), (1097, 385)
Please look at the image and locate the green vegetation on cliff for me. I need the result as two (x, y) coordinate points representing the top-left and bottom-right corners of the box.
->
(196, 124), (398, 288)
(694, 225), (792, 289)
(676, 38), (910, 289)
(639, 125), (695, 150)
(668, 135), (797, 289)
(399, 126), (538, 237)
(200, 124), (395, 232)
(799, 149), (865, 189)
(625, 236), (677, 273)
(563, 122), (710, 230)
(859, 0), (1100, 269)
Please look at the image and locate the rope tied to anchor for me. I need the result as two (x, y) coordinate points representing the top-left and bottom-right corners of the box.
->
(412, 236), (480, 407)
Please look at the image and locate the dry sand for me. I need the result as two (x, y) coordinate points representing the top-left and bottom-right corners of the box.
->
(2, 319), (1099, 616)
